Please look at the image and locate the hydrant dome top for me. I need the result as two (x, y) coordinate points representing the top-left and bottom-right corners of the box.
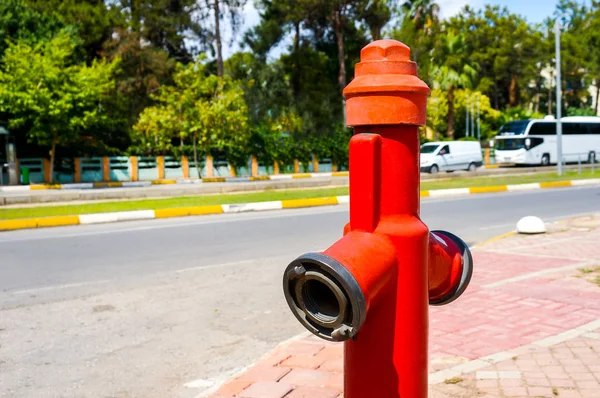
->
(361, 40), (411, 62)
(343, 39), (430, 127)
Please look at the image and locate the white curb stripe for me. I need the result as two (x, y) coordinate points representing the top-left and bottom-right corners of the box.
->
(122, 181), (152, 188)
(79, 213), (120, 224)
(60, 183), (94, 190)
(114, 210), (156, 222)
(311, 172), (332, 178)
(571, 178), (600, 186)
(221, 201), (283, 213)
(79, 210), (155, 224)
(269, 175), (293, 180)
(0, 186), (32, 193)
(336, 195), (350, 204)
(428, 188), (470, 197)
(506, 183), (541, 191)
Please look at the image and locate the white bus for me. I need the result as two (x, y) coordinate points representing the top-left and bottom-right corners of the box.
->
(494, 117), (600, 166)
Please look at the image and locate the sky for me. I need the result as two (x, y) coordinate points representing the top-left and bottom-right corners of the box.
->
(221, 0), (576, 59)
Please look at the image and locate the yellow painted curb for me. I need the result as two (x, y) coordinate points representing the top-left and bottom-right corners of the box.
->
(155, 205), (224, 218)
(250, 176), (270, 181)
(420, 190), (430, 197)
(291, 174), (312, 179)
(540, 181), (572, 188)
(469, 185), (508, 194)
(188, 205), (224, 215)
(282, 197), (338, 208)
(155, 208), (190, 218)
(93, 182), (123, 188)
(484, 165), (499, 169)
(151, 179), (177, 185)
(477, 230), (517, 247)
(36, 215), (79, 228)
(332, 172), (349, 177)
(202, 177), (227, 183)
(30, 184), (62, 190)
(0, 218), (38, 231)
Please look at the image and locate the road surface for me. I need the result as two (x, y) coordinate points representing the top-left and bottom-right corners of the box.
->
(1, 186), (599, 397)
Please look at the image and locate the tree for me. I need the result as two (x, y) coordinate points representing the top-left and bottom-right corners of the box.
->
(0, 0), (65, 60)
(362, 0), (394, 41)
(132, 60), (249, 177)
(116, 0), (201, 63)
(431, 31), (477, 138)
(0, 31), (119, 179)
(24, 0), (117, 62)
(586, 2), (600, 114)
(402, 0), (439, 31)
(195, 0), (248, 77)
(446, 6), (544, 110)
(103, 29), (176, 128)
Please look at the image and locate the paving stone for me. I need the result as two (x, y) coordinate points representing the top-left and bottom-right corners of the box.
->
(237, 381), (293, 398)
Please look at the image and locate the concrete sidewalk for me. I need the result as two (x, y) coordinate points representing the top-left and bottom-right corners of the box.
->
(207, 215), (600, 398)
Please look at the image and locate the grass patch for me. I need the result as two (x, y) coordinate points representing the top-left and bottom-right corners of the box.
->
(444, 377), (463, 384)
(578, 266), (600, 287)
(1, 169), (599, 220)
(0, 187), (349, 220)
(420, 169), (599, 190)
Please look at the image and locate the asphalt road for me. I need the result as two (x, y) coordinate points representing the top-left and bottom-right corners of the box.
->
(1, 186), (599, 398)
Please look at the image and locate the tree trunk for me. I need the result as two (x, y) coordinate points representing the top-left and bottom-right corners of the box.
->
(131, 0), (142, 33)
(509, 75), (520, 107)
(214, 0), (223, 77)
(49, 131), (58, 183)
(332, 9), (346, 91)
(291, 21), (301, 100)
(493, 81), (500, 110)
(193, 132), (201, 179)
(595, 80), (600, 116)
(447, 85), (455, 139)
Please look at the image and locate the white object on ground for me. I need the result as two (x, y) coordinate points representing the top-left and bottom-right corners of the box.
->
(516, 216), (547, 234)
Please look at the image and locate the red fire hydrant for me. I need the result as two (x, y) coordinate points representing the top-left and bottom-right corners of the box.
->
(282, 40), (473, 397)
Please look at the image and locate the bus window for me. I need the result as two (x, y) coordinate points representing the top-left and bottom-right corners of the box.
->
(496, 138), (525, 150)
(563, 123), (579, 135)
(498, 120), (530, 135)
(529, 122), (556, 135)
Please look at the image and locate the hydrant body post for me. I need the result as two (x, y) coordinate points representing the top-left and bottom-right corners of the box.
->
(282, 39), (473, 398)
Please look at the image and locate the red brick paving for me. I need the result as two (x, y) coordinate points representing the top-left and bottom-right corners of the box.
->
(209, 215), (600, 397)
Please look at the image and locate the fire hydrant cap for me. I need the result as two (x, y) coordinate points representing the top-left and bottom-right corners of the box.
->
(343, 40), (430, 127)
(361, 40), (411, 62)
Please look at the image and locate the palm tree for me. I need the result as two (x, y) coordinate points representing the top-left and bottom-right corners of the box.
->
(431, 31), (478, 138)
(363, 0), (393, 41)
(402, 0), (440, 31)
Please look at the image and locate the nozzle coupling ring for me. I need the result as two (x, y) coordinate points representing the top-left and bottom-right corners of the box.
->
(283, 253), (366, 341)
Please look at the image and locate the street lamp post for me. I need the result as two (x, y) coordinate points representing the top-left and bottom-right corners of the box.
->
(555, 20), (563, 176)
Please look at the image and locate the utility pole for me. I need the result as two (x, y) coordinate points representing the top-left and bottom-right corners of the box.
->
(555, 20), (563, 176)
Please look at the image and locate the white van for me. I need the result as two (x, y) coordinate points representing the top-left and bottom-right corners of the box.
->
(420, 141), (483, 174)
